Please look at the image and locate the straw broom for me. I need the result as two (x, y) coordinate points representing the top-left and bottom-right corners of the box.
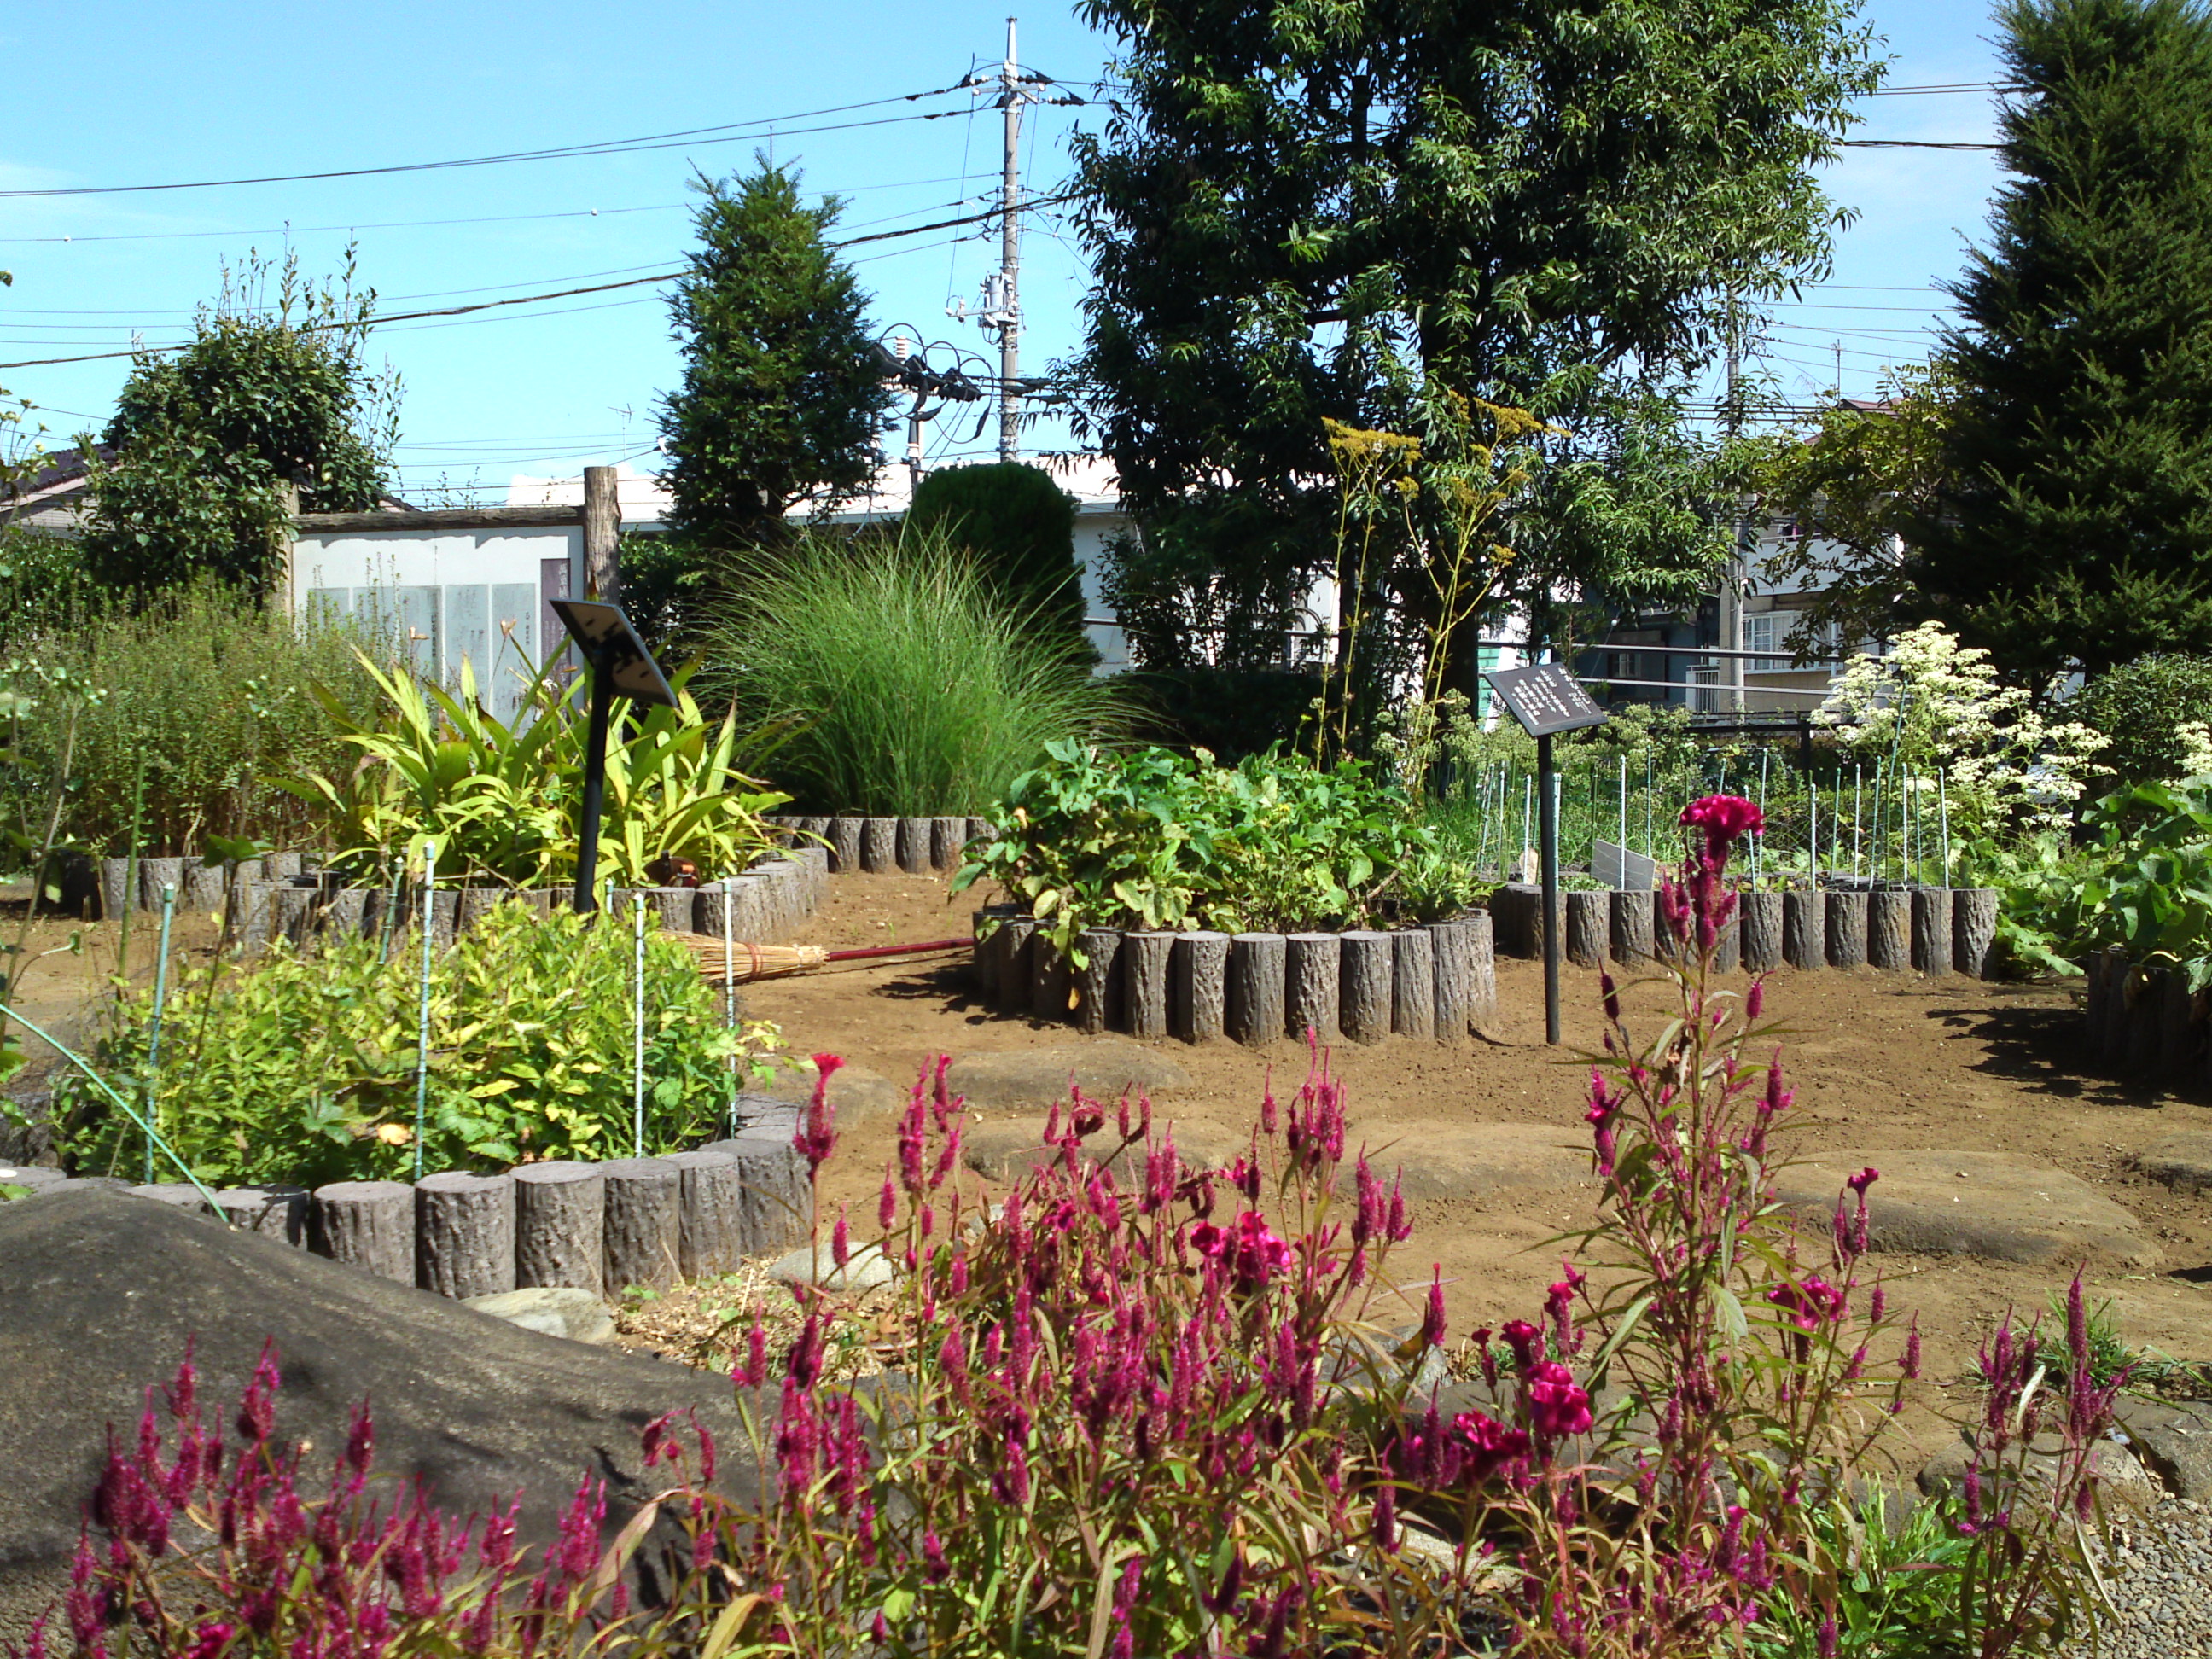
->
(674, 934), (969, 983)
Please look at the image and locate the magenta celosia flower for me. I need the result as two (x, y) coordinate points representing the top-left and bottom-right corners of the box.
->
(1766, 1276), (1847, 1331)
(1679, 793), (1764, 846)
(1524, 1361), (1592, 1438)
(794, 1053), (842, 1174)
(1188, 1209), (1293, 1290)
(1452, 1409), (1532, 1483)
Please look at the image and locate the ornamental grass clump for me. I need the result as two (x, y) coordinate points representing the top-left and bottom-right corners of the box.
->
(28, 798), (2127, 1659)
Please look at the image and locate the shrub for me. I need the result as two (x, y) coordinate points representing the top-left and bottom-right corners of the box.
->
(2073, 651), (2212, 789)
(35, 804), (2123, 1658)
(904, 460), (1082, 632)
(958, 739), (1470, 956)
(1122, 664), (1323, 761)
(700, 526), (1125, 816)
(38, 902), (779, 1187)
(0, 579), (386, 860)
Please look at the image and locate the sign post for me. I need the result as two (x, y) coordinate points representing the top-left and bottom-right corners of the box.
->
(1481, 662), (1610, 1044)
(550, 600), (678, 915)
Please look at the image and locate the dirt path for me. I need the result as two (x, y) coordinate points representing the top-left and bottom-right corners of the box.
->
(749, 871), (2212, 1464)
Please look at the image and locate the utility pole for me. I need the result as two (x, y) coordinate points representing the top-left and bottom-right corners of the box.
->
(957, 20), (1051, 464)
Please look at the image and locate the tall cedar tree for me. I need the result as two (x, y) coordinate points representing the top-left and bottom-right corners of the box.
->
(84, 252), (393, 598)
(1069, 0), (1877, 678)
(1913, 0), (2212, 685)
(660, 163), (894, 551)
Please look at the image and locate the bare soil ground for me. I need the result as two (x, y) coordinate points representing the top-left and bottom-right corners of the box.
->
(17, 870), (2212, 1470)
(745, 870), (2212, 1468)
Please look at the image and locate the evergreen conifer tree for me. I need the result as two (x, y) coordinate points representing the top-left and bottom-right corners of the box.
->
(659, 161), (894, 552)
(1915, 0), (2212, 683)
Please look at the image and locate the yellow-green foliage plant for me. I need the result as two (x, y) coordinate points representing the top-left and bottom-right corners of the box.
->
(282, 652), (789, 888)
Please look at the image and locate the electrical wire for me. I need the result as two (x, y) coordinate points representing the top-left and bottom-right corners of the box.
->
(0, 192), (1081, 370)
(0, 86), (976, 200)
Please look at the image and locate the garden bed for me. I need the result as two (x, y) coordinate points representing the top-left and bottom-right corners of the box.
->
(969, 909), (1498, 1045)
(191, 846), (830, 951)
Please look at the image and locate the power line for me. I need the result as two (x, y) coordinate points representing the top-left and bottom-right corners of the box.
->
(1837, 139), (1999, 150)
(0, 87), (975, 201)
(0, 193), (1080, 370)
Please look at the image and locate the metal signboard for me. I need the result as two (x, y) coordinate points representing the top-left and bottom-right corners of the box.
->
(1482, 662), (1609, 738)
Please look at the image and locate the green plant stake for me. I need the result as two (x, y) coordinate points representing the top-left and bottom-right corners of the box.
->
(376, 858), (403, 966)
(1939, 765), (1952, 882)
(0, 1003), (222, 1211)
(118, 755), (146, 972)
(721, 879), (738, 1135)
(143, 880), (177, 1186)
(632, 892), (647, 1158)
(412, 841), (437, 1180)
(1755, 749), (1770, 889)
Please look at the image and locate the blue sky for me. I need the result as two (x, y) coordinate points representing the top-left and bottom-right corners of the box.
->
(0, 1), (2005, 499)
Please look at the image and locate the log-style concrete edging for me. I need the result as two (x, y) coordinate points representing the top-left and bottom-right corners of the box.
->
(975, 911), (1496, 1045)
(52, 1098), (811, 1308)
(767, 814), (990, 876)
(1912, 888), (1953, 976)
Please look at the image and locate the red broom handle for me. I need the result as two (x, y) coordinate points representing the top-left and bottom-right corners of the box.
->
(823, 937), (972, 963)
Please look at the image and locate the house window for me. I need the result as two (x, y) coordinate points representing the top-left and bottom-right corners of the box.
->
(1745, 614), (1788, 672)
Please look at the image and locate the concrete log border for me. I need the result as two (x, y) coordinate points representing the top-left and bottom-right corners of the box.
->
(972, 911), (1497, 1045)
(60, 1095), (812, 1307)
(219, 847), (826, 952)
(765, 815), (992, 876)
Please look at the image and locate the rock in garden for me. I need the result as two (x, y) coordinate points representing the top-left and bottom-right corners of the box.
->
(766, 1240), (895, 1293)
(1358, 1122), (1601, 1203)
(763, 1060), (905, 1126)
(463, 1286), (617, 1346)
(942, 1039), (1190, 1112)
(960, 1121), (1228, 1183)
(2130, 1133), (2212, 1195)
(0, 1189), (754, 1651)
(2115, 1397), (2212, 1501)
(1774, 1150), (2159, 1268)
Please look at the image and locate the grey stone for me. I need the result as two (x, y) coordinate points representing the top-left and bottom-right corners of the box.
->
(961, 1121), (1229, 1184)
(761, 1059), (905, 1128)
(1774, 1150), (2158, 1268)
(0, 1165), (64, 1196)
(1356, 1122), (1599, 1203)
(0, 1190), (754, 1651)
(2132, 1134), (2212, 1195)
(2116, 1398), (2212, 1501)
(943, 1039), (1190, 1111)
(463, 1286), (617, 1347)
(767, 1240), (894, 1293)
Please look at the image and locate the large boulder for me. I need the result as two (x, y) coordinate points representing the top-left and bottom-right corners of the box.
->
(0, 1189), (754, 1648)
(944, 1040), (1190, 1112)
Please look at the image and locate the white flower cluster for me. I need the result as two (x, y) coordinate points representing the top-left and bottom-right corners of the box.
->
(1813, 622), (2100, 835)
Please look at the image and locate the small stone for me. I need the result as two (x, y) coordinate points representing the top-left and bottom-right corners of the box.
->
(943, 1040), (1191, 1112)
(463, 1287), (617, 1347)
(1357, 1122), (1600, 1203)
(762, 1062), (904, 1128)
(767, 1241), (894, 1293)
(2132, 1134), (2212, 1195)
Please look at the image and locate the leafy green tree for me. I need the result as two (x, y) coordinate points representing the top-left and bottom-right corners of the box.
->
(1915, 0), (2212, 685)
(84, 251), (396, 597)
(906, 462), (1082, 626)
(659, 160), (894, 552)
(2073, 651), (2212, 786)
(1755, 361), (1959, 653)
(1068, 0), (1878, 679)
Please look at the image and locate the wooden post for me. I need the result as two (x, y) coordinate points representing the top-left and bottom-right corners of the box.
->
(1427, 920), (1474, 1042)
(1284, 933), (1342, 1043)
(514, 1161), (606, 1293)
(601, 1156), (682, 1293)
(582, 465), (620, 605)
(896, 818), (933, 875)
(1739, 891), (1784, 973)
(310, 1180), (415, 1283)
(666, 1147), (747, 1278)
(1466, 911), (1498, 1030)
(1171, 931), (1230, 1044)
(930, 817), (969, 871)
(1825, 890), (1869, 969)
(1610, 889), (1655, 965)
(828, 818), (863, 873)
(1713, 907), (1740, 975)
(996, 917), (1038, 1013)
(216, 1184), (309, 1245)
(276, 480), (300, 615)
(1339, 931), (1394, 1045)
(1784, 889), (1826, 970)
(1952, 888), (2000, 980)
(1075, 928), (1124, 1034)
(1123, 932), (1176, 1039)
(1031, 934), (1074, 1022)
(1868, 891), (1912, 970)
(1227, 933), (1288, 1047)
(860, 818), (897, 874)
(1911, 888), (1953, 976)
(1390, 930), (1435, 1039)
(696, 1133), (814, 1254)
(415, 1173), (516, 1299)
(1565, 891), (1606, 969)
